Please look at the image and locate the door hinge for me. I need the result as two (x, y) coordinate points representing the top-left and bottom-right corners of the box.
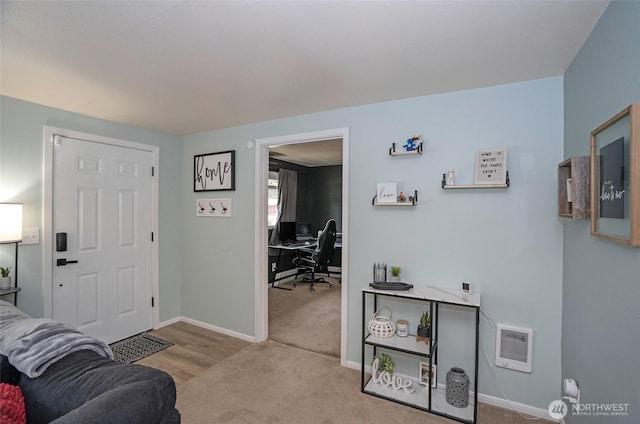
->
(151, 297), (155, 307)
(152, 166), (155, 177)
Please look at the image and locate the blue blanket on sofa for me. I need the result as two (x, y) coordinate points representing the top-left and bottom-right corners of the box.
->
(0, 300), (112, 378)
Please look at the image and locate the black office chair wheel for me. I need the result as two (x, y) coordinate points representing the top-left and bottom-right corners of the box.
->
(309, 286), (315, 292)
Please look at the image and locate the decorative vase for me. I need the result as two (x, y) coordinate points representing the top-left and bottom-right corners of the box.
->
(446, 367), (470, 408)
(447, 169), (455, 186)
(389, 275), (400, 282)
(0, 276), (11, 290)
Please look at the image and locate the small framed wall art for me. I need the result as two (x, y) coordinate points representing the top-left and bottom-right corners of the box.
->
(475, 148), (507, 185)
(590, 103), (639, 246)
(376, 182), (397, 203)
(194, 150), (235, 192)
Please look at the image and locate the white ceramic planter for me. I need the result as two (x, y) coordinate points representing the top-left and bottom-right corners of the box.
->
(0, 276), (11, 290)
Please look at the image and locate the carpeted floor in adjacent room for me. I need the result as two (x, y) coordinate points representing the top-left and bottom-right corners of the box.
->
(267, 277), (341, 358)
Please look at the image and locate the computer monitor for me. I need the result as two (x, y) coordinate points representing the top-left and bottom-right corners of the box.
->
(296, 222), (312, 239)
(278, 221), (297, 243)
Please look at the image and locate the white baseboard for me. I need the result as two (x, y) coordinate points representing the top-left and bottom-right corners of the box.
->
(179, 316), (256, 343)
(346, 360), (361, 371)
(478, 393), (558, 422)
(157, 316), (181, 328)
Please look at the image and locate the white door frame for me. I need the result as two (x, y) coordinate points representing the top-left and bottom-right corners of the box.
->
(253, 127), (349, 367)
(43, 126), (160, 331)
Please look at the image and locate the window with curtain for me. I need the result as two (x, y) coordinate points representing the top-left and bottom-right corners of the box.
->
(268, 172), (279, 227)
(269, 169), (297, 248)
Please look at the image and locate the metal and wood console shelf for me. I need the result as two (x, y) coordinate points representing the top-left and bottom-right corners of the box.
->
(361, 286), (480, 424)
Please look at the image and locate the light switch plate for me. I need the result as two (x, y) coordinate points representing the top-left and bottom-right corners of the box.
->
(22, 228), (40, 245)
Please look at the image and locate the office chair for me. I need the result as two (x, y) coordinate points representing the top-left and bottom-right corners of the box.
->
(294, 219), (337, 292)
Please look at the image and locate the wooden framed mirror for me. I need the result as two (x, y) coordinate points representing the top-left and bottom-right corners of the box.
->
(590, 103), (640, 246)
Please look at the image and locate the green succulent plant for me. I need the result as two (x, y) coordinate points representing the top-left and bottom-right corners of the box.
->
(375, 353), (395, 374)
(419, 310), (431, 328)
(0, 266), (11, 278)
(390, 266), (401, 277)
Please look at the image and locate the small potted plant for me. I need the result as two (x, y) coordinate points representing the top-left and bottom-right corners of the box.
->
(389, 266), (401, 282)
(416, 310), (431, 344)
(374, 352), (395, 375)
(0, 266), (11, 290)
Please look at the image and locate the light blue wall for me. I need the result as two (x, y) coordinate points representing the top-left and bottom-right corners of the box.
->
(0, 61), (567, 412)
(0, 96), (183, 321)
(563, 2), (640, 423)
(182, 76), (564, 408)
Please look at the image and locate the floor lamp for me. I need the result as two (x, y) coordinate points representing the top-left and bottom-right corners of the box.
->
(0, 203), (23, 305)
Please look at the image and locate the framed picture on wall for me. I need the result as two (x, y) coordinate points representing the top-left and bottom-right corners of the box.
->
(590, 103), (640, 246)
(194, 150), (235, 192)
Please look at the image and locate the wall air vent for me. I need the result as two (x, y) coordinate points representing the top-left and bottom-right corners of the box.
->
(495, 324), (533, 373)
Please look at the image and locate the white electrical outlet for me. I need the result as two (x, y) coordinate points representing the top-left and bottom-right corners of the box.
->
(22, 228), (40, 245)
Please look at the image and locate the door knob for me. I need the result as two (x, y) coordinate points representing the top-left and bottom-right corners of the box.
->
(56, 258), (79, 266)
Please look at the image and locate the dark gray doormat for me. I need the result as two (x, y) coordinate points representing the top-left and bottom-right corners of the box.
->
(109, 333), (174, 363)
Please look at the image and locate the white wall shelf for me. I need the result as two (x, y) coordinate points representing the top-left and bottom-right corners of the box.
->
(389, 142), (423, 156)
(441, 172), (510, 189)
(372, 190), (418, 206)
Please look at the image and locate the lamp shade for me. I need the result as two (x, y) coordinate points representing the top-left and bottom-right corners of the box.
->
(0, 203), (23, 243)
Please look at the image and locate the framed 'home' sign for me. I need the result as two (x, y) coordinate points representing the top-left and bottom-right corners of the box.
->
(194, 150), (235, 192)
(590, 103), (640, 246)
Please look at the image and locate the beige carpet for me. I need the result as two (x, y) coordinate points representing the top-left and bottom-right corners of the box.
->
(176, 340), (549, 424)
(176, 278), (550, 423)
(268, 278), (341, 357)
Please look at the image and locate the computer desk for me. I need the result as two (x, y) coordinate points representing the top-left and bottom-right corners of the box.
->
(269, 242), (317, 290)
(268, 241), (342, 290)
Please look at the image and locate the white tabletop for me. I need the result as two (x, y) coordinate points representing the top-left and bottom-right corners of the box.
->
(363, 285), (480, 308)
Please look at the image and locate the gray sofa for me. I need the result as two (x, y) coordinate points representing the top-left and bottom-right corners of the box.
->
(0, 300), (180, 423)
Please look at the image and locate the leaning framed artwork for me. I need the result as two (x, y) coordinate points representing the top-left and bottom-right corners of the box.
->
(419, 362), (436, 388)
(590, 103), (640, 246)
(194, 150), (235, 192)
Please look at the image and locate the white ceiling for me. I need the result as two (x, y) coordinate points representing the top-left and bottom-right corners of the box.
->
(0, 1), (608, 136)
(270, 138), (343, 167)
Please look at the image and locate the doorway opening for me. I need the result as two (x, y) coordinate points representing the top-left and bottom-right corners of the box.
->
(254, 128), (349, 366)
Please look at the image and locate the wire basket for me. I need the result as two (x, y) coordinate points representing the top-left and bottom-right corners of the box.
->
(367, 306), (396, 338)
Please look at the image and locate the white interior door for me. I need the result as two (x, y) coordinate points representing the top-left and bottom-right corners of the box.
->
(52, 135), (153, 344)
